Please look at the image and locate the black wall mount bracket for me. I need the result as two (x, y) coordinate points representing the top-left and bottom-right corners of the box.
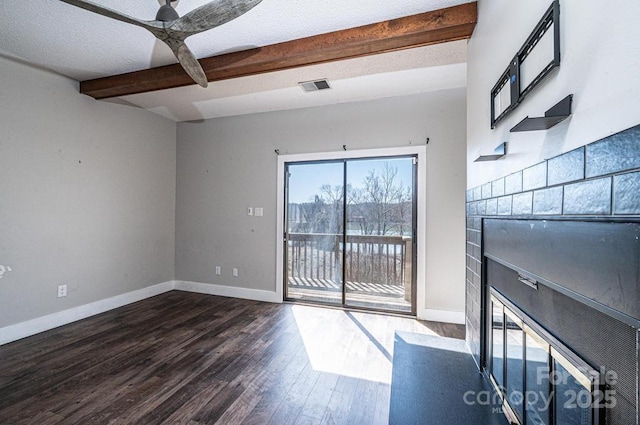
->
(490, 0), (561, 129)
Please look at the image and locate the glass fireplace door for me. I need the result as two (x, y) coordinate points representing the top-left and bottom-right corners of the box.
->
(489, 291), (604, 425)
(524, 327), (551, 425)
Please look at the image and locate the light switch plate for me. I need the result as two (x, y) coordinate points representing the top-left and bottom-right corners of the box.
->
(57, 285), (67, 298)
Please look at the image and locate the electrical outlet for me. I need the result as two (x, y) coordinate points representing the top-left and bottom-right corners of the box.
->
(215, 266), (221, 275)
(57, 285), (67, 298)
(233, 268), (238, 277)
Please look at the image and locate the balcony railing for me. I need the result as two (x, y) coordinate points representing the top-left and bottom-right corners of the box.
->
(286, 233), (413, 301)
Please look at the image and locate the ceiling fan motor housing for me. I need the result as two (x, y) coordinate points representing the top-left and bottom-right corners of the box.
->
(156, 4), (179, 22)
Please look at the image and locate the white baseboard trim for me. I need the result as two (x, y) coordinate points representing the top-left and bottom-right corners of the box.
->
(417, 308), (466, 325)
(0, 281), (176, 346)
(4, 280), (457, 345)
(175, 280), (282, 304)
(0, 280), (283, 346)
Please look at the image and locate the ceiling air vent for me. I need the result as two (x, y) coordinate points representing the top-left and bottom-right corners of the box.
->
(299, 79), (331, 92)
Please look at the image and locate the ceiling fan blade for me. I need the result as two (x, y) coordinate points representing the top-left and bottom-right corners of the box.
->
(58, 0), (163, 32)
(168, 0), (263, 36)
(167, 41), (209, 88)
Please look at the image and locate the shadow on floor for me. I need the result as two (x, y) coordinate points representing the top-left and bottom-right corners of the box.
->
(389, 331), (508, 425)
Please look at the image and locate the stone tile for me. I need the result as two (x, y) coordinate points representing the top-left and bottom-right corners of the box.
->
(474, 230), (481, 245)
(466, 189), (474, 202)
(472, 278), (480, 293)
(505, 171), (523, 195)
(523, 162), (547, 191)
(473, 186), (482, 202)
(533, 186), (564, 215)
(497, 195), (512, 215)
(476, 200), (487, 216)
(614, 172), (640, 214)
(547, 147), (585, 186)
(468, 201), (478, 216)
(492, 178), (505, 197)
(512, 192), (533, 215)
(486, 198), (498, 215)
(563, 178), (612, 215)
(481, 182), (492, 200)
(466, 229), (475, 244)
(586, 125), (640, 178)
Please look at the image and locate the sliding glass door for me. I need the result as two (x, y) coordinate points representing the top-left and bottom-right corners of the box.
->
(284, 156), (416, 314)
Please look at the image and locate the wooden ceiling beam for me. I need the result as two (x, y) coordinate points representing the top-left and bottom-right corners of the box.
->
(80, 2), (477, 99)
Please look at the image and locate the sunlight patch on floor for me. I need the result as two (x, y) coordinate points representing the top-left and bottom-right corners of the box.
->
(291, 304), (438, 384)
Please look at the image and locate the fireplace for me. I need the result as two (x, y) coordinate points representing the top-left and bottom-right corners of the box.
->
(481, 219), (640, 425)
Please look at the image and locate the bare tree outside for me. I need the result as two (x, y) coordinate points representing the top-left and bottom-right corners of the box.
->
(289, 162), (411, 236)
(347, 162), (412, 236)
(289, 186), (345, 234)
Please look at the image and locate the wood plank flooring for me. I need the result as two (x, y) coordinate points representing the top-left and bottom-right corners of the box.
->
(0, 291), (464, 425)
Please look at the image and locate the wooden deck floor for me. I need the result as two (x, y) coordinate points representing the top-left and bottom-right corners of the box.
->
(0, 291), (464, 425)
(287, 278), (412, 312)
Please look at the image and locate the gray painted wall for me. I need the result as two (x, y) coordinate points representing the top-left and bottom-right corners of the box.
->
(0, 57), (176, 328)
(176, 88), (467, 314)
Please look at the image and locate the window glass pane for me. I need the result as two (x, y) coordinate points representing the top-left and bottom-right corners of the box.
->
(344, 157), (414, 312)
(491, 301), (504, 390)
(553, 359), (592, 425)
(505, 314), (524, 422)
(525, 333), (550, 425)
(286, 162), (344, 305)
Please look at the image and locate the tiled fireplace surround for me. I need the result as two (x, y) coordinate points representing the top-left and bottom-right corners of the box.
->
(465, 124), (640, 367)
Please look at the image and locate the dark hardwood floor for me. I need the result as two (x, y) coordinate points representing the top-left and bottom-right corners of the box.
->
(0, 291), (464, 424)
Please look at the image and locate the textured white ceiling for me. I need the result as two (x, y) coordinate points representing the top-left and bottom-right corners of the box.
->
(0, 0), (471, 121)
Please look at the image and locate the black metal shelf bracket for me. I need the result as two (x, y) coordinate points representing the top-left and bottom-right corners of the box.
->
(510, 94), (572, 132)
(474, 142), (507, 162)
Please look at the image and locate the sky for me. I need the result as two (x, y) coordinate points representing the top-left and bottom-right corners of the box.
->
(287, 157), (414, 204)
